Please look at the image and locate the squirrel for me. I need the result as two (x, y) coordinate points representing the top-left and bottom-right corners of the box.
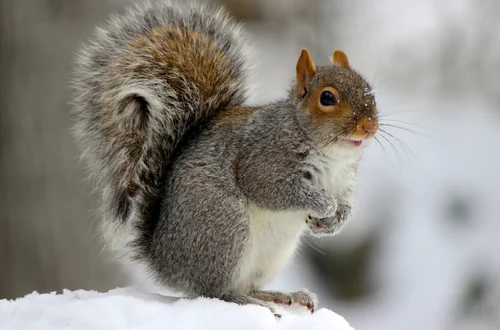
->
(71, 0), (378, 315)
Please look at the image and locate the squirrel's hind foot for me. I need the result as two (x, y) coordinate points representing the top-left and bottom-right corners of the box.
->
(217, 293), (278, 315)
(249, 289), (317, 313)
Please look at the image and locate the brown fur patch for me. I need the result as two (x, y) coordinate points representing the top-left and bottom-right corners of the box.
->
(233, 156), (239, 170)
(123, 25), (235, 102)
(98, 25), (241, 192)
(214, 105), (258, 125)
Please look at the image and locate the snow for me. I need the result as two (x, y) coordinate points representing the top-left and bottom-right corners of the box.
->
(0, 287), (354, 330)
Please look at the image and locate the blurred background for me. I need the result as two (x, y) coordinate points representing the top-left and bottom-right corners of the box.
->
(1, 0), (499, 329)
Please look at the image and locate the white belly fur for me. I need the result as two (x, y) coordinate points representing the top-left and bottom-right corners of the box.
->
(233, 146), (362, 293)
(233, 205), (307, 292)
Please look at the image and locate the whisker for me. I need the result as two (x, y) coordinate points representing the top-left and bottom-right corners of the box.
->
(320, 133), (336, 149)
(380, 119), (435, 131)
(377, 110), (421, 119)
(303, 236), (327, 256)
(392, 135), (422, 170)
(379, 129), (422, 169)
(374, 135), (390, 168)
(320, 126), (353, 149)
(319, 126), (342, 148)
(371, 60), (382, 88)
(378, 130), (412, 167)
(380, 123), (434, 140)
(377, 130), (403, 169)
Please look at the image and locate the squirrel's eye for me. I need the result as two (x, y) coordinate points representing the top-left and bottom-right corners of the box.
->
(320, 91), (336, 106)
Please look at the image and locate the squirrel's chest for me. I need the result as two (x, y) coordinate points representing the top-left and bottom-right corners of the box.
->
(233, 206), (307, 292)
(309, 147), (361, 195)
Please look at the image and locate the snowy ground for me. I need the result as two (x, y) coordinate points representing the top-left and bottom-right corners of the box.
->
(0, 288), (354, 330)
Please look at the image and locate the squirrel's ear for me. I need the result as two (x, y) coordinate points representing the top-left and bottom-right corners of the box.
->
(331, 50), (350, 69)
(296, 48), (316, 98)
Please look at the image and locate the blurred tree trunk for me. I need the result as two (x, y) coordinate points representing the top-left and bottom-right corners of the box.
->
(0, 0), (124, 299)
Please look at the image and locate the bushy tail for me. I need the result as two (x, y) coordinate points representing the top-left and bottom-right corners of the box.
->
(71, 1), (249, 227)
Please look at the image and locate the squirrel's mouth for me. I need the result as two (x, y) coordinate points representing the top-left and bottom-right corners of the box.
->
(350, 140), (363, 147)
(339, 138), (364, 148)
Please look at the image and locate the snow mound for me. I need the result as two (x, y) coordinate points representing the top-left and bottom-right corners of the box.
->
(0, 287), (354, 330)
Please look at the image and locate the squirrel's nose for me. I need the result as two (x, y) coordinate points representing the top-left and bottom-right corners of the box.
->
(356, 118), (379, 137)
(362, 119), (378, 134)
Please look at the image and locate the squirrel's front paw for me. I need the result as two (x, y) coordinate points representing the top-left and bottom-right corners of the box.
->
(309, 192), (337, 219)
(307, 204), (352, 236)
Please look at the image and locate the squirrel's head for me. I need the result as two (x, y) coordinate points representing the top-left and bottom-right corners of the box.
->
(293, 48), (378, 149)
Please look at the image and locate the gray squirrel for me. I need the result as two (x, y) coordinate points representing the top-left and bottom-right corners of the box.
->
(71, 0), (379, 315)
